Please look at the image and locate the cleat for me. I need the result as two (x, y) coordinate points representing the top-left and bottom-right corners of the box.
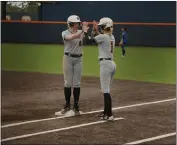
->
(73, 103), (80, 116)
(101, 115), (114, 121)
(60, 103), (71, 115)
(94, 111), (105, 118)
(99, 112), (106, 119)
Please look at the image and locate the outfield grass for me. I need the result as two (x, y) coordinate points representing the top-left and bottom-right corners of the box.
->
(1, 43), (176, 84)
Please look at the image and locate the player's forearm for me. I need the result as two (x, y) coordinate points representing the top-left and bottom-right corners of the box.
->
(91, 30), (99, 39)
(84, 32), (91, 40)
(95, 29), (100, 35)
(83, 32), (96, 44)
(65, 31), (84, 40)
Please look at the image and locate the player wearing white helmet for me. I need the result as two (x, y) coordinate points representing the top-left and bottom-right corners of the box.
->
(84, 17), (116, 121)
(55, 15), (89, 116)
(94, 17), (116, 121)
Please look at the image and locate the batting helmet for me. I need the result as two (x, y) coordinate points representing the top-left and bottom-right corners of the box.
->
(98, 17), (113, 30)
(67, 15), (81, 27)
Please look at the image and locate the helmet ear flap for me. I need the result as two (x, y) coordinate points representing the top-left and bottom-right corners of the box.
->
(68, 22), (81, 27)
(100, 24), (106, 30)
(98, 24), (105, 34)
(69, 22), (74, 27)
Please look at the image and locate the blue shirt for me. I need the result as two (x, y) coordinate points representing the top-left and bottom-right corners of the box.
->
(121, 31), (128, 43)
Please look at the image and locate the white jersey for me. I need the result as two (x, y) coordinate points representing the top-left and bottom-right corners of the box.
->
(62, 29), (84, 54)
(94, 34), (115, 59)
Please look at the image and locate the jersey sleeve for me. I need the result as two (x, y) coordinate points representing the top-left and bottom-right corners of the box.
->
(94, 34), (105, 43)
(61, 31), (68, 40)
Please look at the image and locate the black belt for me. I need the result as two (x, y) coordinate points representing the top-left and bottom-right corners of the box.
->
(65, 52), (82, 58)
(99, 58), (112, 61)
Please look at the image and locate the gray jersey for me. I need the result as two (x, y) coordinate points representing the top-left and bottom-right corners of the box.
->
(62, 30), (84, 54)
(94, 34), (115, 59)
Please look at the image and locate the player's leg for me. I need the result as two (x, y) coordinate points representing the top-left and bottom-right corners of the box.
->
(72, 58), (83, 115)
(61, 55), (73, 114)
(105, 61), (116, 119)
(121, 44), (126, 56)
(110, 61), (116, 85)
(99, 62), (114, 121)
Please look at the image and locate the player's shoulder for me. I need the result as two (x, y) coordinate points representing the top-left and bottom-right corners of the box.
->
(62, 29), (70, 35)
(97, 33), (107, 38)
(94, 33), (103, 38)
(111, 34), (115, 40)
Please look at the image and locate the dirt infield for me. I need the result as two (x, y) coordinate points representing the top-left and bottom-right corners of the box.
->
(1, 71), (176, 144)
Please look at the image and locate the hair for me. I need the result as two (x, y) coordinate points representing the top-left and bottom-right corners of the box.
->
(67, 22), (81, 29)
(103, 26), (113, 35)
(122, 27), (127, 32)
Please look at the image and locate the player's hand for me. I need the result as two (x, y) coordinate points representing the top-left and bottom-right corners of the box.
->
(93, 20), (98, 31)
(119, 41), (123, 46)
(82, 22), (89, 32)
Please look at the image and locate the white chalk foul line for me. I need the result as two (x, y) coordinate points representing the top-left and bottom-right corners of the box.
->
(1, 117), (124, 142)
(1, 98), (176, 128)
(124, 132), (176, 144)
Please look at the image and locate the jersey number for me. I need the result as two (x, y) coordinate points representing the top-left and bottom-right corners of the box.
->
(110, 41), (114, 53)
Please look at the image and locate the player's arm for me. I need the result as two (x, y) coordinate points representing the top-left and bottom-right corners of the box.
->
(119, 33), (124, 45)
(62, 31), (84, 41)
(93, 34), (104, 43)
(82, 21), (104, 43)
(92, 20), (100, 36)
(82, 31), (96, 45)
(83, 30), (104, 44)
(83, 20), (100, 42)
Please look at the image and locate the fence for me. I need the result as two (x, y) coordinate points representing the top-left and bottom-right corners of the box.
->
(2, 20), (176, 47)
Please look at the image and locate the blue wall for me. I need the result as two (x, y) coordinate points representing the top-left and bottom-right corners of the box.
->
(2, 22), (175, 47)
(41, 1), (176, 22)
(2, 1), (176, 47)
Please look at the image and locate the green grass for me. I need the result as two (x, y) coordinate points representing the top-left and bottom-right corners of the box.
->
(1, 43), (176, 84)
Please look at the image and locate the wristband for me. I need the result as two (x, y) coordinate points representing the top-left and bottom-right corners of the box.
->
(84, 32), (88, 35)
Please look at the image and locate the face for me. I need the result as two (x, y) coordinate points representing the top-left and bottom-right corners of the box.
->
(121, 28), (124, 31)
(73, 22), (80, 30)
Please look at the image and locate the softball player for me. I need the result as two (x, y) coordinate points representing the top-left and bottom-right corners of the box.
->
(91, 18), (116, 121)
(55, 15), (89, 116)
(119, 28), (128, 57)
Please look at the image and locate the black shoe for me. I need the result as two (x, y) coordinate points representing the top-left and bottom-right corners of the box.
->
(100, 115), (114, 121)
(61, 103), (71, 114)
(95, 111), (105, 119)
(121, 54), (126, 57)
(73, 103), (80, 116)
(99, 111), (105, 117)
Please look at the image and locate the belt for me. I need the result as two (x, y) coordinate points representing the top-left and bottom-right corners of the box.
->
(99, 58), (112, 61)
(65, 52), (82, 58)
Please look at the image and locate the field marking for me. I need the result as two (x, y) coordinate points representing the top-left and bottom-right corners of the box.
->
(124, 132), (176, 144)
(1, 117), (124, 142)
(2, 98), (176, 128)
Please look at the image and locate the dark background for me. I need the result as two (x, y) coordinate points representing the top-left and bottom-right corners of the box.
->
(1, 1), (176, 47)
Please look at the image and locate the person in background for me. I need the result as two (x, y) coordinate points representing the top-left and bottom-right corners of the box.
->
(119, 28), (128, 57)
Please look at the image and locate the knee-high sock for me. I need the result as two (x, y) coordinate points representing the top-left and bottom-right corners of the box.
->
(73, 87), (80, 104)
(64, 87), (71, 104)
(104, 93), (112, 116)
(121, 45), (126, 55)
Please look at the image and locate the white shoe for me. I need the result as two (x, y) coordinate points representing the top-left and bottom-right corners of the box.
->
(55, 103), (71, 116)
(55, 111), (64, 116)
(65, 110), (76, 117)
(107, 115), (114, 121)
(100, 115), (114, 121)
